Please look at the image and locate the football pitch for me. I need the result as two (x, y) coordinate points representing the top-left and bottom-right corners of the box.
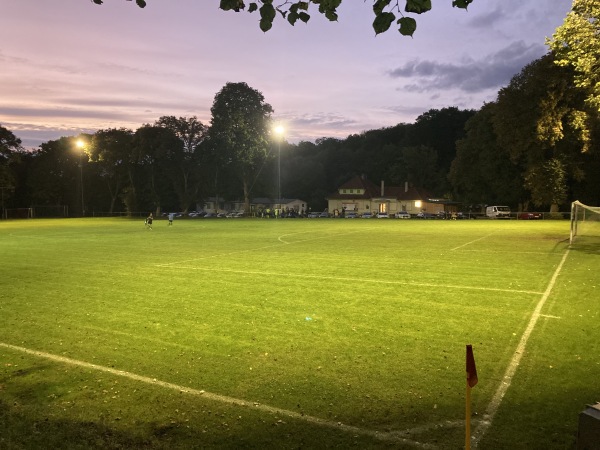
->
(0, 217), (598, 449)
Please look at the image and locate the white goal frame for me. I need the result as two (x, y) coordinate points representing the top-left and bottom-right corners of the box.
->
(570, 200), (600, 245)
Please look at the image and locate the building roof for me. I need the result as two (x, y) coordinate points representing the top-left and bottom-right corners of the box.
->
(327, 175), (380, 200)
(327, 175), (433, 201)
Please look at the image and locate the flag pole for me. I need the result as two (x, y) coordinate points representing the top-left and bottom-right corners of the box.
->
(466, 381), (472, 450)
(465, 344), (478, 450)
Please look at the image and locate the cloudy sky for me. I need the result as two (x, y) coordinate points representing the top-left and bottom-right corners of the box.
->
(1, 0), (572, 148)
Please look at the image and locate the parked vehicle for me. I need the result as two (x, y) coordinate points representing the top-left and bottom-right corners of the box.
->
(345, 212), (358, 218)
(376, 212), (389, 218)
(319, 210), (329, 218)
(518, 212), (542, 220)
(486, 205), (511, 219)
(416, 212), (435, 219)
(395, 211), (411, 219)
(361, 212), (373, 218)
(307, 211), (319, 218)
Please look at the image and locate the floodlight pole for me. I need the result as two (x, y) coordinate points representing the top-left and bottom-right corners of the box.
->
(76, 140), (85, 217)
(274, 125), (284, 213)
(278, 139), (281, 211)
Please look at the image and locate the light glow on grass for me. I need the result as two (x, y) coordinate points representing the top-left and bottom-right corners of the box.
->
(1, 217), (597, 449)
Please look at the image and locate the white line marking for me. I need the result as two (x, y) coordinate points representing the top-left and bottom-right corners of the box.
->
(451, 232), (495, 251)
(0, 342), (434, 449)
(471, 248), (570, 447)
(163, 265), (544, 295)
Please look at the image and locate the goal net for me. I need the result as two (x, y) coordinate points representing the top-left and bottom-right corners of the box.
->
(570, 200), (600, 245)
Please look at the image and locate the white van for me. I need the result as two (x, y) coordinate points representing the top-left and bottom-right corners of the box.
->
(486, 205), (511, 219)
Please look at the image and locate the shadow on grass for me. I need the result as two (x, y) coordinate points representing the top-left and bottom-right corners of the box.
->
(0, 398), (393, 450)
(570, 241), (600, 255)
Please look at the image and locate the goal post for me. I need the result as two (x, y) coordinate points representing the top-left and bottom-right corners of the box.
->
(570, 200), (600, 245)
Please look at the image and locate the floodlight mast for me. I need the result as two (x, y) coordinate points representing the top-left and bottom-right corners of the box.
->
(76, 139), (86, 217)
(274, 125), (285, 213)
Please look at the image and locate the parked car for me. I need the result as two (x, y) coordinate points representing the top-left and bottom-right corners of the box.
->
(416, 212), (435, 219)
(319, 210), (329, 218)
(395, 211), (411, 219)
(361, 212), (373, 218)
(203, 212), (216, 218)
(376, 212), (389, 218)
(345, 212), (358, 218)
(518, 212), (542, 220)
(307, 211), (320, 218)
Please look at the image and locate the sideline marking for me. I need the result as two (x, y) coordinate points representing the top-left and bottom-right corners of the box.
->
(0, 342), (433, 449)
(451, 232), (495, 251)
(471, 249), (570, 447)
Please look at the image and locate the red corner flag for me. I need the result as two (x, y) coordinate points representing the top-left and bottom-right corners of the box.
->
(466, 345), (478, 388)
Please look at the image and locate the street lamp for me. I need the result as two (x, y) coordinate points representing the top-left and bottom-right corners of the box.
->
(274, 125), (284, 212)
(76, 139), (85, 217)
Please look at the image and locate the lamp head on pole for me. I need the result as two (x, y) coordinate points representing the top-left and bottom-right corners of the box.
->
(274, 125), (284, 138)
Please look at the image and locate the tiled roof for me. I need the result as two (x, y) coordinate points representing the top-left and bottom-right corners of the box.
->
(327, 176), (432, 201)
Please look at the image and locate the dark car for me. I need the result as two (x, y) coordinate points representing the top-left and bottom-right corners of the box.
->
(518, 212), (543, 220)
(416, 212), (435, 219)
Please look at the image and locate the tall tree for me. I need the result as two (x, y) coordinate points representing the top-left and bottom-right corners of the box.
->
(493, 54), (588, 211)
(27, 137), (81, 212)
(92, 0), (475, 37)
(548, 0), (600, 112)
(88, 128), (134, 213)
(155, 116), (208, 212)
(207, 82), (274, 212)
(0, 125), (23, 213)
(449, 103), (524, 206)
(131, 125), (183, 215)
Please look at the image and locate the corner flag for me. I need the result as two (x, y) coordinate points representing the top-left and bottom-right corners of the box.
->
(466, 344), (478, 450)
(466, 344), (478, 388)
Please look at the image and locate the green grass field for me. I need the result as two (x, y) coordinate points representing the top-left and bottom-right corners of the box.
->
(1, 217), (598, 449)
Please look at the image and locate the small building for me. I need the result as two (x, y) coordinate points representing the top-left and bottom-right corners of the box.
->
(326, 175), (456, 216)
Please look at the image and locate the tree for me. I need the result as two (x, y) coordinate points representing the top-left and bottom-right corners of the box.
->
(207, 82), (274, 212)
(548, 0), (600, 112)
(155, 116), (208, 212)
(88, 128), (134, 213)
(493, 54), (588, 211)
(91, 0), (475, 37)
(27, 137), (81, 211)
(131, 125), (183, 215)
(449, 103), (524, 206)
(0, 125), (23, 213)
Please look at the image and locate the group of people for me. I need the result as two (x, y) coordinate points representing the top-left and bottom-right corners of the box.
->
(257, 207), (305, 218)
(145, 212), (174, 229)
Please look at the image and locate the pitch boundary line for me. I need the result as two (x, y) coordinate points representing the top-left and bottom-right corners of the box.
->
(164, 264), (544, 295)
(471, 248), (570, 447)
(0, 341), (435, 449)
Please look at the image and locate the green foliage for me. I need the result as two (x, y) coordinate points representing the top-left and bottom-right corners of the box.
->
(493, 54), (591, 209)
(397, 16), (417, 36)
(207, 82), (273, 209)
(94, 1), (475, 37)
(524, 158), (568, 209)
(548, 0), (600, 112)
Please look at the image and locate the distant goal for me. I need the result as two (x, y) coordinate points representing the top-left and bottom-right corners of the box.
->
(570, 201), (600, 246)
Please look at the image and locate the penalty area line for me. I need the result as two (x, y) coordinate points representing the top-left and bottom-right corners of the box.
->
(471, 248), (570, 447)
(0, 342), (432, 449)
(451, 232), (495, 251)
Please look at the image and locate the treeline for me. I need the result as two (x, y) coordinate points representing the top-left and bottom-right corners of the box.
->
(1, 53), (599, 217)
